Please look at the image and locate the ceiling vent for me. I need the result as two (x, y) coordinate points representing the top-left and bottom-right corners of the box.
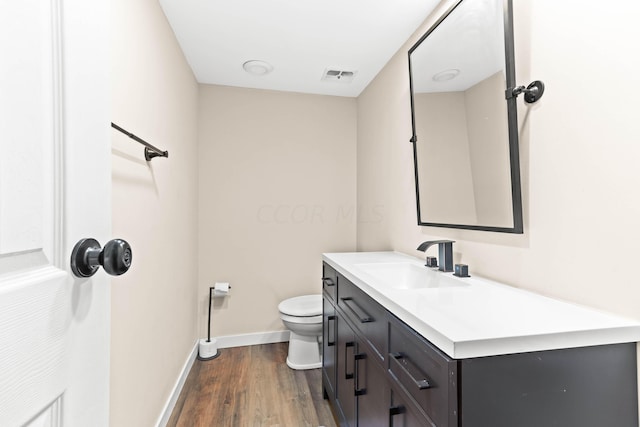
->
(321, 68), (357, 83)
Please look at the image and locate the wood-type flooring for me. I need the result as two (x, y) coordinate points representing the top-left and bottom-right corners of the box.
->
(167, 342), (338, 427)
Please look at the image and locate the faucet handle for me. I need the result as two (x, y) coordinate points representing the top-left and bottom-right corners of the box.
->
(425, 256), (438, 268)
(454, 264), (470, 278)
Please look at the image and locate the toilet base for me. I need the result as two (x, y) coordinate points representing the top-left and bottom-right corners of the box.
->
(286, 332), (322, 370)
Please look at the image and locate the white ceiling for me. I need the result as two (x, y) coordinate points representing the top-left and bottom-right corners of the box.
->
(159, 0), (441, 97)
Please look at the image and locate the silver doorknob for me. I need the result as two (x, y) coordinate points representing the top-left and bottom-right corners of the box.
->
(70, 238), (132, 278)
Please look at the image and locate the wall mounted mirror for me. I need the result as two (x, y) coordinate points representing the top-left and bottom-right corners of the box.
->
(409, 0), (523, 233)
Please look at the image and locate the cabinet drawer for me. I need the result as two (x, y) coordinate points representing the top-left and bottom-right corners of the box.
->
(322, 262), (338, 302)
(337, 274), (387, 362)
(388, 317), (458, 427)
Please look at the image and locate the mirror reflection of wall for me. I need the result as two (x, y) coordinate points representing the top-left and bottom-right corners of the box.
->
(415, 71), (511, 226)
(409, 0), (523, 232)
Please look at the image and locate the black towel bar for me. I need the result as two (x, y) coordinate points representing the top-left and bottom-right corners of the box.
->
(111, 122), (169, 161)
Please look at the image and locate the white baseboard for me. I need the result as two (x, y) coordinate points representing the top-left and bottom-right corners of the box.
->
(155, 331), (290, 426)
(155, 340), (199, 427)
(216, 330), (290, 349)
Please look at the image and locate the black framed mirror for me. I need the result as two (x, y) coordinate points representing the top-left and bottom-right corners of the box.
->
(409, 0), (523, 233)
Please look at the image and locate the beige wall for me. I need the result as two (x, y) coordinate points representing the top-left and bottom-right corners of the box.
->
(357, 0), (640, 320)
(198, 85), (357, 338)
(110, 0), (199, 425)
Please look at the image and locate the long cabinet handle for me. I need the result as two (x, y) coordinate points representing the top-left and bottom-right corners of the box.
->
(354, 352), (367, 396)
(326, 315), (336, 346)
(321, 277), (335, 286)
(345, 342), (355, 379)
(340, 297), (373, 323)
(389, 352), (432, 390)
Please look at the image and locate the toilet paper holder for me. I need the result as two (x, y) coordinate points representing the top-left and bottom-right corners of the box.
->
(198, 283), (231, 361)
(212, 282), (231, 296)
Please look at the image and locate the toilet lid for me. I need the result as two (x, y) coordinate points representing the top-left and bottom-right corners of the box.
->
(278, 294), (322, 317)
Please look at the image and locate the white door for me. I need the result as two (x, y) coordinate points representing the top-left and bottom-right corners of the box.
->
(0, 0), (113, 425)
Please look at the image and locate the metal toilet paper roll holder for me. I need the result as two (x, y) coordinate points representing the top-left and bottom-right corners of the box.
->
(197, 284), (231, 361)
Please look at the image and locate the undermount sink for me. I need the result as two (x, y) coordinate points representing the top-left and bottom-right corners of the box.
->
(354, 262), (468, 290)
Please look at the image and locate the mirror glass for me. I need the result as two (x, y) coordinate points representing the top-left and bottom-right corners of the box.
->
(409, 0), (523, 233)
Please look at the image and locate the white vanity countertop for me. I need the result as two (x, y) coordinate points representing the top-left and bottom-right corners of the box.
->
(323, 251), (640, 359)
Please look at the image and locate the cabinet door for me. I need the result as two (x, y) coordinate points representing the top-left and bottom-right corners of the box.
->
(337, 315), (357, 427)
(355, 342), (389, 427)
(322, 297), (337, 400)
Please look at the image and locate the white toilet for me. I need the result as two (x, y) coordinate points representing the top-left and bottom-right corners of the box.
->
(278, 294), (323, 370)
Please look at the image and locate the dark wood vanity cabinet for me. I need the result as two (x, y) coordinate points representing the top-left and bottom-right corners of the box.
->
(324, 268), (390, 427)
(323, 264), (436, 426)
(457, 343), (638, 427)
(322, 262), (639, 427)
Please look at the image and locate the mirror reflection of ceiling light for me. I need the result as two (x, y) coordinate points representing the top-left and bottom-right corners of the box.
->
(432, 68), (460, 82)
(242, 60), (273, 76)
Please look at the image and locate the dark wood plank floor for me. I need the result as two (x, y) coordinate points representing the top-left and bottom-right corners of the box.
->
(167, 342), (338, 427)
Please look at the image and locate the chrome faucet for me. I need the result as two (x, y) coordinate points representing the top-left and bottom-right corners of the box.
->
(417, 240), (455, 272)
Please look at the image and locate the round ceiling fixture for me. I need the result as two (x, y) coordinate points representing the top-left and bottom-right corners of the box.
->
(432, 68), (460, 82)
(242, 60), (273, 76)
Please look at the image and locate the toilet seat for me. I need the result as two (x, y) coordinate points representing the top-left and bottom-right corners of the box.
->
(278, 294), (322, 317)
(280, 313), (322, 324)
